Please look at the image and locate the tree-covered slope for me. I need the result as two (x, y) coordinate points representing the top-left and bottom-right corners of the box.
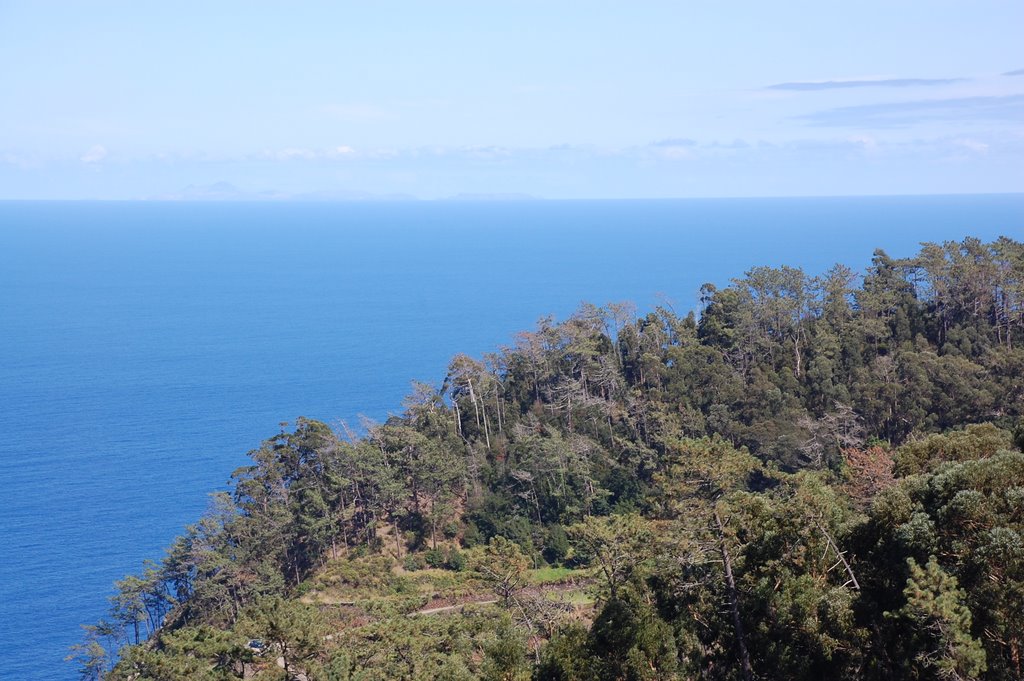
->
(74, 237), (1024, 680)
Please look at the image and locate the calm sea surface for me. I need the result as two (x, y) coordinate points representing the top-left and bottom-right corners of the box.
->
(1, 196), (1022, 679)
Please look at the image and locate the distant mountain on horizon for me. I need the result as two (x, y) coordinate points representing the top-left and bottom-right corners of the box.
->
(150, 182), (417, 202)
(150, 183), (548, 202)
(444, 192), (542, 201)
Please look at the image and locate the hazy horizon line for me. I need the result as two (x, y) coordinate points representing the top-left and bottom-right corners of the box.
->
(2, 191), (1023, 203)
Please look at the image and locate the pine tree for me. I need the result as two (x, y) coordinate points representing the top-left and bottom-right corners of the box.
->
(896, 556), (986, 680)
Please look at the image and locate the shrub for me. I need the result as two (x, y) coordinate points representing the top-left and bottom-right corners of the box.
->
(424, 548), (446, 568)
(445, 548), (467, 572)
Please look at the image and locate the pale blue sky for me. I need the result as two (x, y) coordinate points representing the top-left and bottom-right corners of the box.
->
(1, 1), (1022, 199)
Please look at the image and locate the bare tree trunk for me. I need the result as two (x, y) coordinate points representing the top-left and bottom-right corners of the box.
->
(479, 386), (491, 449)
(510, 595), (543, 665)
(794, 336), (802, 377)
(430, 497), (437, 550)
(229, 585), (240, 623)
(715, 511), (753, 681)
(495, 388), (503, 435)
(339, 490), (350, 548)
(815, 519), (860, 590)
(467, 379), (481, 428)
(453, 399), (463, 438)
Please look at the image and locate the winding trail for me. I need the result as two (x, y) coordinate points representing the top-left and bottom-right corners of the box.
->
(412, 597), (499, 616)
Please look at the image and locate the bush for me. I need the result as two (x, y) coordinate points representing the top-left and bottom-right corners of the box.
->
(403, 553), (426, 571)
(445, 548), (467, 572)
(461, 522), (484, 548)
(424, 548), (446, 568)
(542, 524), (570, 565)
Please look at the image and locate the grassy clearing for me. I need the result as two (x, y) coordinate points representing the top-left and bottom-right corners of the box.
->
(528, 565), (591, 585)
(306, 554), (480, 609)
(305, 552), (593, 623)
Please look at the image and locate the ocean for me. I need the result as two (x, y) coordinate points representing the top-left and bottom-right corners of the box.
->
(1, 196), (1021, 679)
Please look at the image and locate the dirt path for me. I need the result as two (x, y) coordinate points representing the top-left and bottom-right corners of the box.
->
(411, 578), (594, 616)
(412, 597), (499, 616)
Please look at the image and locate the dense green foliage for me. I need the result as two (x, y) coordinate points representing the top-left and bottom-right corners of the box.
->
(76, 237), (1024, 680)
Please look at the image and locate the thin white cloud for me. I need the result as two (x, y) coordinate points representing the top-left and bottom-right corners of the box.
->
(847, 135), (879, 154)
(252, 146), (360, 161)
(648, 138), (698, 160)
(61, 134), (1019, 179)
(799, 95), (1024, 127)
(952, 138), (989, 154)
(277, 148), (317, 160)
(658, 146), (695, 160)
(650, 138), (698, 148)
(768, 77), (966, 91)
(80, 145), (107, 163)
(460, 145), (513, 160)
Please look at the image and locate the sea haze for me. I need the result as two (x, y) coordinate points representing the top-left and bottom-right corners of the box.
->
(1, 196), (1022, 679)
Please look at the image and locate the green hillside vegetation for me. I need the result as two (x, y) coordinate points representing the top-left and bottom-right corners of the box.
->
(72, 237), (1024, 680)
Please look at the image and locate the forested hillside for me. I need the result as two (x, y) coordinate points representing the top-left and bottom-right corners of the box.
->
(75, 237), (1024, 680)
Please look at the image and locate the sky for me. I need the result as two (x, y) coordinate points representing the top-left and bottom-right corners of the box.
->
(0, 1), (1022, 199)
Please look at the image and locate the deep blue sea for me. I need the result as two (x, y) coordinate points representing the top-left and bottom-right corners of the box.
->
(1, 196), (1022, 679)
